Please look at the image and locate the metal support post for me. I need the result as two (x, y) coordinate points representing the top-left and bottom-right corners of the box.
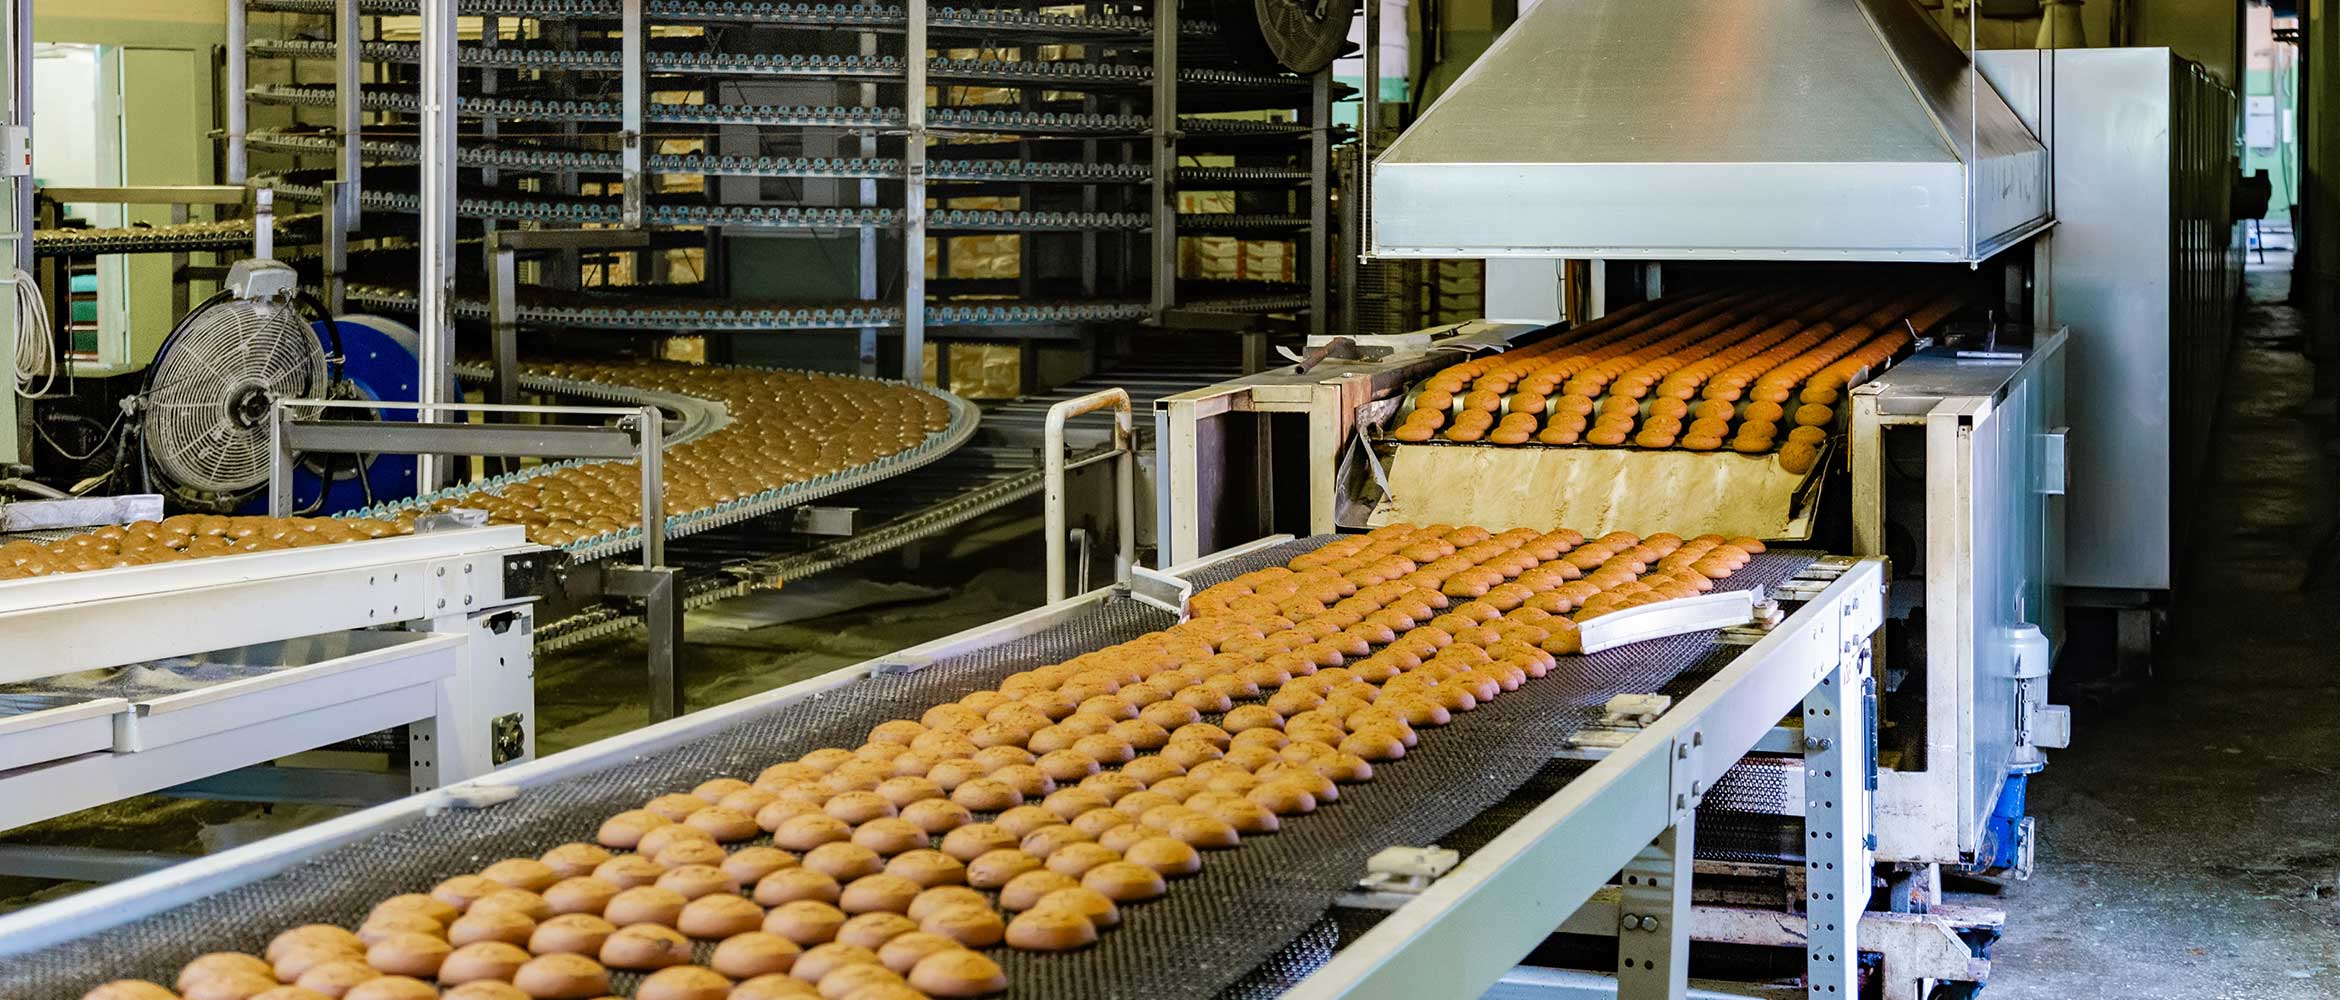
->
(252, 186), (274, 260)
(1615, 817), (1693, 999)
(416, 0), (458, 491)
(225, 0), (248, 184)
(485, 227), (652, 414)
(620, 0), (646, 228)
(1080, 87), (1099, 298)
(1805, 645), (1875, 999)
(1308, 71), (1332, 336)
(334, 0), (363, 231)
(1338, 146), (1360, 332)
(1042, 388), (1134, 602)
(605, 564), (685, 721)
(635, 405), (665, 567)
(1359, 0), (1378, 262)
(171, 202), (192, 321)
(488, 236), (521, 409)
(606, 397), (679, 721)
(902, 0), (928, 383)
(479, 15), (500, 209)
(323, 180), (351, 313)
(857, 32), (880, 377)
(8, 0), (30, 275)
(1149, 0), (1178, 316)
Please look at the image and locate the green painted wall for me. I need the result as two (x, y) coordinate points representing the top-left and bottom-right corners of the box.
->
(2244, 66), (2299, 222)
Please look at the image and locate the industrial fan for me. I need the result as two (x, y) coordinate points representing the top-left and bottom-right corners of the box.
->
(128, 259), (415, 514)
(1211, 0), (1353, 73)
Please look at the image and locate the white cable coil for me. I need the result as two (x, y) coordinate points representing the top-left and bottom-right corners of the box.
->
(11, 267), (54, 398)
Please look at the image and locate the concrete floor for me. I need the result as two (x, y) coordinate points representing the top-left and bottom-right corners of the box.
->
(1967, 259), (2340, 999)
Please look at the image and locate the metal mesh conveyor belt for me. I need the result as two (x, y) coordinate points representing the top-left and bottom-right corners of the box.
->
(0, 540), (1816, 999)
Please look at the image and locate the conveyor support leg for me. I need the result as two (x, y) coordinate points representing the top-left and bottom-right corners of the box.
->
(607, 564), (685, 721)
(1615, 815), (1693, 999)
(1805, 646), (1875, 998)
(411, 601), (536, 792)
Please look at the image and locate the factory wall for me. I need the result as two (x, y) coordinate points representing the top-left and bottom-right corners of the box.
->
(32, 0), (225, 372)
(2242, 3), (2298, 224)
(2133, 0), (2245, 83)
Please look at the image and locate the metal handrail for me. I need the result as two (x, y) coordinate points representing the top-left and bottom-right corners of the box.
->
(35, 183), (279, 259)
(1043, 387), (1133, 602)
(268, 397), (666, 565)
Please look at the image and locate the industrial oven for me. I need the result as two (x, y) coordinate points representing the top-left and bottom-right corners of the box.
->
(1153, 3), (2234, 996)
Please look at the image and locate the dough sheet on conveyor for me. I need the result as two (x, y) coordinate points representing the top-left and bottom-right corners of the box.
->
(1, 539), (1815, 999)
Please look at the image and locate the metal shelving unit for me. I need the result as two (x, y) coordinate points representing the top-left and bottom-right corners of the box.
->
(230, 0), (1336, 388)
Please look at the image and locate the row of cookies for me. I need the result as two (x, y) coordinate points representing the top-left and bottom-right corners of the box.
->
(85, 522), (1767, 1000)
(1386, 285), (1963, 470)
(9, 364), (952, 581)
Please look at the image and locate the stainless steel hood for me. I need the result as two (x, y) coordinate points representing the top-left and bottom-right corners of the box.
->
(1370, 0), (2051, 262)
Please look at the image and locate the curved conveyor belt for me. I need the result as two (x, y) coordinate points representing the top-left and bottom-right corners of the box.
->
(340, 364), (981, 564)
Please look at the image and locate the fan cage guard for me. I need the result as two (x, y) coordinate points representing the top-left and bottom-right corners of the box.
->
(143, 298), (327, 496)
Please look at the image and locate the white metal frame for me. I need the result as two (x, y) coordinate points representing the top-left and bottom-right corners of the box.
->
(0, 525), (541, 834)
(1043, 387), (1135, 602)
(1282, 558), (1882, 1000)
(0, 525), (528, 678)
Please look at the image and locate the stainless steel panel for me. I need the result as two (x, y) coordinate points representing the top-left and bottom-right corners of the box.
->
(1951, 346), (2057, 846)
(2018, 49), (2173, 590)
(1372, 0), (2047, 260)
(1983, 48), (2239, 591)
(1857, 335), (2065, 858)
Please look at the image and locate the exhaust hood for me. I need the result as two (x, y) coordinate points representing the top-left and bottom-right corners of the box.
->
(1369, 0), (2051, 262)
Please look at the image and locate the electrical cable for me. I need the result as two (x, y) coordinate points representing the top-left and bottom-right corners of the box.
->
(11, 267), (56, 399)
(33, 407), (125, 464)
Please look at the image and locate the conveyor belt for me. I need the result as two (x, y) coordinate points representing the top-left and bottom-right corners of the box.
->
(327, 364), (979, 563)
(31, 215), (321, 257)
(342, 282), (1153, 331)
(242, 0), (1224, 40)
(536, 443), (1064, 652)
(262, 173), (1262, 233)
(1174, 291), (1313, 314)
(1178, 213), (1312, 234)
(267, 176), (1159, 232)
(243, 39), (1302, 92)
(246, 85), (1165, 135)
(927, 209), (1149, 232)
(541, 359), (1247, 651)
(1175, 166), (1315, 185)
(245, 129), (1154, 184)
(0, 538), (1818, 1000)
